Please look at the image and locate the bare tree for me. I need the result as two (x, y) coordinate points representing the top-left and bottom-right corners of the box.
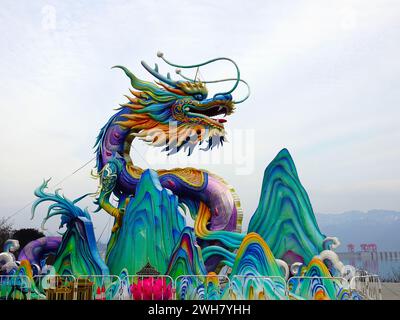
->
(0, 218), (14, 252)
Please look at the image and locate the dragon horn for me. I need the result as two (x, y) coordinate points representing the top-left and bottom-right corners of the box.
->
(141, 61), (178, 88)
(157, 51), (241, 95)
(111, 65), (160, 93)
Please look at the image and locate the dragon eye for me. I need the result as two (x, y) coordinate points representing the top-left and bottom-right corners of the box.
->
(193, 94), (203, 101)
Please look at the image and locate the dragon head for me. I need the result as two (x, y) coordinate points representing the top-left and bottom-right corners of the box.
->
(113, 52), (249, 155)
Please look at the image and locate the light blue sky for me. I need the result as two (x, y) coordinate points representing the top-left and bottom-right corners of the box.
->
(0, 1), (399, 240)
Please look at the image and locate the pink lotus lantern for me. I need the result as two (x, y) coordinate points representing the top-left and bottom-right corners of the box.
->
(130, 262), (172, 300)
(130, 277), (172, 300)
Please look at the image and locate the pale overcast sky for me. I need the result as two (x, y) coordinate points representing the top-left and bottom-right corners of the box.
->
(0, 1), (399, 240)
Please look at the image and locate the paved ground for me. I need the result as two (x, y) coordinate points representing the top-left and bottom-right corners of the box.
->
(381, 282), (400, 300)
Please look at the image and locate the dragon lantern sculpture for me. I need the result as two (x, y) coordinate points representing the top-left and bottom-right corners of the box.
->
(94, 52), (249, 235)
(0, 52), (357, 301)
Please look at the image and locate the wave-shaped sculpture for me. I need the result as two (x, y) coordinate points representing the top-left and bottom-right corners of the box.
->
(18, 237), (62, 268)
(229, 233), (287, 300)
(106, 169), (186, 275)
(248, 149), (327, 266)
(288, 257), (351, 300)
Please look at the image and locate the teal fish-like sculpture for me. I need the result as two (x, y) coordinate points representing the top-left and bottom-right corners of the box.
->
(31, 180), (109, 277)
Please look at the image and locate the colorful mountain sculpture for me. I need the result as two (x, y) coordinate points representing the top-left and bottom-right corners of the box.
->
(248, 149), (327, 265)
(106, 169), (186, 275)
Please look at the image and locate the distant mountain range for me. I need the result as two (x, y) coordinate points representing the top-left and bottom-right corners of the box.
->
(316, 210), (400, 252)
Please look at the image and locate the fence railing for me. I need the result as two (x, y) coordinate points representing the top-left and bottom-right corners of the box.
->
(76, 275), (121, 300)
(287, 276), (349, 300)
(0, 275), (31, 300)
(349, 275), (382, 300)
(175, 274), (230, 300)
(33, 275), (76, 300)
(0, 274), (382, 300)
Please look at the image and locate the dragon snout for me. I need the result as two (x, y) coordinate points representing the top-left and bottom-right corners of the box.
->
(213, 93), (232, 101)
